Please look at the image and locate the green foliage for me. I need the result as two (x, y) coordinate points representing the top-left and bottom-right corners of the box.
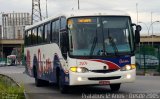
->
(136, 45), (160, 73)
(0, 58), (7, 62)
(0, 76), (25, 99)
(136, 45), (156, 55)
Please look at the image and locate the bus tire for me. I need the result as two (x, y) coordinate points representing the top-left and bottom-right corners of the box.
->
(35, 77), (43, 87)
(110, 83), (121, 92)
(58, 72), (68, 94)
(34, 66), (44, 87)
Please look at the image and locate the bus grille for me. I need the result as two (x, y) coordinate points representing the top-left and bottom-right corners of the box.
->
(90, 69), (118, 73)
(88, 76), (121, 81)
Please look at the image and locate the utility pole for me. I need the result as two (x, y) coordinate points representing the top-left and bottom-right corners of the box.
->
(78, 0), (80, 10)
(32, 0), (42, 24)
(136, 3), (138, 25)
(151, 12), (154, 46)
(46, 0), (48, 18)
(151, 12), (153, 36)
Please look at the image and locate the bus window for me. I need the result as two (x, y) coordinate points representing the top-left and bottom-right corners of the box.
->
(47, 23), (51, 42)
(51, 19), (60, 44)
(60, 17), (66, 30)
(55, 20), (60, 44)
(38, 25), (43, 44)
(44, 24), (48, 43)
(27, 30), (32, 45)
(32, 28), (37, 45)
(51, 21), (56, 42)
(44, 23), (51, 43)
(60, 32), (68, 59)
(25, 31), (28, 46)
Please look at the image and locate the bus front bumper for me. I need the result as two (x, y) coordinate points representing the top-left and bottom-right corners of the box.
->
(69, 69), (136, 86)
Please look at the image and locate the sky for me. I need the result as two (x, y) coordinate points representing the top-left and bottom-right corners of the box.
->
(1, 0), (160, 36)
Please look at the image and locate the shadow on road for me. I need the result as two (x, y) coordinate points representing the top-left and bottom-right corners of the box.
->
(35, 82), (125, 94)
(26, 83), (129, 99)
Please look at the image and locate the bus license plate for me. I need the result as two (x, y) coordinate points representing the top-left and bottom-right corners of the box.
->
(99, 81), (110, 85)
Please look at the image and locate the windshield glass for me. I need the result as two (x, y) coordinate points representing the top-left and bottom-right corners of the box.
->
(68, 16), (134, 57)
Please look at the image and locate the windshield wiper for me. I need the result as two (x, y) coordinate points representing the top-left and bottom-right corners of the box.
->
(90, 36), (97, 56)
(90, 29), (98, 57)
(108, 36), (119, 56)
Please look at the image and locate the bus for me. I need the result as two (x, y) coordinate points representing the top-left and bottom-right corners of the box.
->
(24, 10), (141, 93)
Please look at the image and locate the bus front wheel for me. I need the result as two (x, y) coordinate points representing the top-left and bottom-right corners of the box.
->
(35, 76), (44, 87)
(58, 72), (68, 93)
(34, 67), (48, 87)
(110, 83), (121, 92)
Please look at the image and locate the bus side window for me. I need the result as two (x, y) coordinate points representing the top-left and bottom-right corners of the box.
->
(51, 21), (56, 43)
(60, 32), (68, 59)
(32, 28), (37, 45)
(60, 17), (66, 30)
(44, 24), (48, 43)
(55, 20), (60, 45)
(52, 19), (60, 45)
(25, 31), (28, 46)
(44, 23), (51, 43)
(27, 30), (32, 45)
(42, 25), (45, 43)
(48, 23), (51, 42)
(38, 26), (43, 44)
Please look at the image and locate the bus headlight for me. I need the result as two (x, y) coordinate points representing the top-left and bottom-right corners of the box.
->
(70, 67), (77, 72)
(120, 64), (136, 71)
(70, 67), (89, 73)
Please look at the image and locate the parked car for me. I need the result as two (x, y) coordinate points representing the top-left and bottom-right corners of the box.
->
(135, 54), (159, 68)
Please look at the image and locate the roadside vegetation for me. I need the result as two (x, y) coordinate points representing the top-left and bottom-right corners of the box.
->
(0, 75), (25, 99)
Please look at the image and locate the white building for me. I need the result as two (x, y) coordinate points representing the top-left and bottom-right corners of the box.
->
(2, 13), (31, 39)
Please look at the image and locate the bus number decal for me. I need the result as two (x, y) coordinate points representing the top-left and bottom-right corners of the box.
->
(79, 61), (87, 66)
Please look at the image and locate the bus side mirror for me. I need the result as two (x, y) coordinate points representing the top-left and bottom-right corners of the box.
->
(135, 25), (142, 44)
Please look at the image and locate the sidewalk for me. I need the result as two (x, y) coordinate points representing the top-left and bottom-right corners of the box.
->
(0, 65), (25, 74)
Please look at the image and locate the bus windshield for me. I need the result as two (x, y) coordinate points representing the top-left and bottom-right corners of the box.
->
(68, 16), (134, 57)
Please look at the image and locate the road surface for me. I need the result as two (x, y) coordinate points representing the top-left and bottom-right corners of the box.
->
(0, 66), (160, 99)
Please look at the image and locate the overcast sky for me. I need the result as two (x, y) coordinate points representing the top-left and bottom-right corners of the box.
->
(1, 0), (160, 35)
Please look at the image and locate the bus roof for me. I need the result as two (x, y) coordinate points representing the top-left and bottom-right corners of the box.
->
(25, 9), (129, 30)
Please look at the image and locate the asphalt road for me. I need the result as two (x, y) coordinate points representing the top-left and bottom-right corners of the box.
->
(0, 66), (160, 99)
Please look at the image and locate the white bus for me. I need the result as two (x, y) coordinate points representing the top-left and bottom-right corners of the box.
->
(24, 10), (141, 93)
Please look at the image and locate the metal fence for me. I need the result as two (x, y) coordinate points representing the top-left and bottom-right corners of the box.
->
(136, 45), (160, 74)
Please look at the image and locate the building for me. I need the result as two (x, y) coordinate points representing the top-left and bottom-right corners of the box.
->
(2, 13), (31, 39)
(140, 35), (160, 45)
